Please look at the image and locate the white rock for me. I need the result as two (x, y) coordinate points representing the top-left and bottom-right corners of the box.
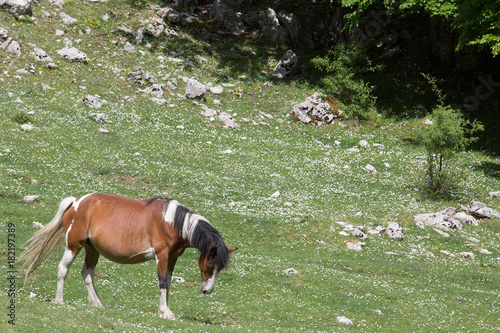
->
(489, 191), (500, 198)
(29, 292), (37, 299)
(7, 40), (21, 57)
(60, 12), (78, 26)
(185, 77), (207, 99)
(143, 83), (164, 97)
(346, 241), (365, 251)
(354, 211), (363, 218)
(373, 143), (385, 149)
(462, 201), (500, 219)
(372, 309), (383, 315)
(364, 164), (377, 174)
(32, 48), (53, 62)
(57, 45), (89, 61)
(84, 95), (107, 109)
(272, 50), (299, 79)
(384, 162), (391, 168)
(414, 212), (462, 229)
(151, 97), (167, 105)
(21, 124), (34, 131)
(221, 149), (235, 155)
(23, 195), (39, 202)
(352, 228), (367, 239)
(284, 202), (292, 207)
(335, 316), (353, 325)
(359, 140), (370, 148)
(283, 268), (299, 275)
(339, 231), (349, 236)
(385, 222), (404, 239)
(124, 42), (136, 53)
(476, 247), (492, 254)
(98, 128), (109, 133)
(89, 113), (107, 123)
(219, 112), (238, 128)
(433, 228), (450, 237)
(458, 252), (475, 259)
(209, 86), (223, 94)
(32, 221), (44, 229)
(453, 212), (478, 225)
(270, 191), (280, 198)
(55, 29), (65, 36)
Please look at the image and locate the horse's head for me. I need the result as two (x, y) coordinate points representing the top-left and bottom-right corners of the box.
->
(198, 246), (237, 294)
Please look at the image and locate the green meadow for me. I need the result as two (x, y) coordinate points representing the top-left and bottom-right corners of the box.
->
(1, 1), (499, 331)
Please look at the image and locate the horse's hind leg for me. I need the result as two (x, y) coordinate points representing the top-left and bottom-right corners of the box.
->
(81, 243), (104, 307)
(53, 246), (81, 304)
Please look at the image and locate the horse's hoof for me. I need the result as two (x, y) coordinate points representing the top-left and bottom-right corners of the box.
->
(52, 298), (64, 304)
(90, 302), (104, 308)
(158, 311), (176, 320)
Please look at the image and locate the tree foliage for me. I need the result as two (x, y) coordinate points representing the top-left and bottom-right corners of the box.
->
(312, 45), (378, 118)
(339, 0), (500, 56)
(417, 74), (484, 193)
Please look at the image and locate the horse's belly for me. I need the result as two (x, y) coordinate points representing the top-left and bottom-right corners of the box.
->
(92, 243), (156, 264)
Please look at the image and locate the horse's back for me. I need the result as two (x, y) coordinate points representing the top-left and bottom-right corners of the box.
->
(63, 193), (168, 263)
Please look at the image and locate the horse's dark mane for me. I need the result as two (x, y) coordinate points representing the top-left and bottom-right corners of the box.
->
(151, 197), (231, 270)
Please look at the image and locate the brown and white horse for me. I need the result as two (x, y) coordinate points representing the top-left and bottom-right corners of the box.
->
(21, 193), (237, 319)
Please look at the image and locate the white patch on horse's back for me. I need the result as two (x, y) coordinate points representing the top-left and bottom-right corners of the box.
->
(163, 200), (179, 225)
(73, 193), (94, 212)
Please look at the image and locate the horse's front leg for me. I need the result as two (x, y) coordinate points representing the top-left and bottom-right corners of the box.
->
(156, 251), (178, 320)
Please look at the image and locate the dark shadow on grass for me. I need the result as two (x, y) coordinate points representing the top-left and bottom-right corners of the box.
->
(181, 315), (224, 326)
(473, 161), (500, 180)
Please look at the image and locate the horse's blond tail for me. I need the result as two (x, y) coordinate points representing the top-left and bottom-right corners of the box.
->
(20, 197), (75, 283)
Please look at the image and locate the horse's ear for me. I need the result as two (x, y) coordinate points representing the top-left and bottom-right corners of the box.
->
(228, 247), (238, 253)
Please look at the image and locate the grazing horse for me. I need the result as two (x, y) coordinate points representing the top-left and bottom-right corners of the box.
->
(21, 193), (237, 319)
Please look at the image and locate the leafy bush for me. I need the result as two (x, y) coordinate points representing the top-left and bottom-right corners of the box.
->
(311, 44), (378, 119)
(418, 105), (483, 193)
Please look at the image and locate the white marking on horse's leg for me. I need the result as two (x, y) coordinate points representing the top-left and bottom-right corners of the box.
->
(158, 269), (175, 319)
(163, 200), (179, 225)
(201, 267), (218, 294)
(81, 262), (104, 307)
(73, 193), (94, 212)
(53, 247), (76, 304)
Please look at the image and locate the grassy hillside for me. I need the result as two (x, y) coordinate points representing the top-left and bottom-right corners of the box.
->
(1, 1), (499, 331)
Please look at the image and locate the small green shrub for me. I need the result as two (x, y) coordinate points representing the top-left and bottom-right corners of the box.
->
(418, 104), (483, 193)
(12, 113), (30, 124)
(311, 44), (378, 119)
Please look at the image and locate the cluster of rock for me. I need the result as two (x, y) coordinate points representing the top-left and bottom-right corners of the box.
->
(289, 93), (343, 125)
(414, 201), (499, 231)
(1, 0), (32, 16)
(335, 220), (404, 250)
(0, 26), (21, 57)
(413, 201), (499, 259)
